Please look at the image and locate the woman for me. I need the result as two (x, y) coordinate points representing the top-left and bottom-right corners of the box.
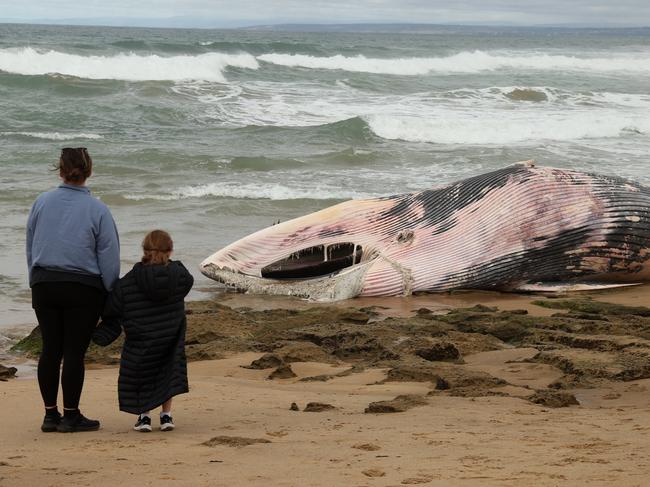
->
(26, 147), (120, 433)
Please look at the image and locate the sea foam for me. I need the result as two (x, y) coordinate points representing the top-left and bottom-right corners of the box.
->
(0, 47), (259, 81)
(0, 131), (104, 140)
(125, 182), (370, 201)
(258, 51), (650, 75)
(365, 111), (650, 144)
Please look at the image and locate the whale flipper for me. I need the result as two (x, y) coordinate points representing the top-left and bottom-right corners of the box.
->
(514, 281), (643, 293)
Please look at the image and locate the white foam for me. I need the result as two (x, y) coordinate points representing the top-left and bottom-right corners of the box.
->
(365, 111), (650, 145)
(125, 182), (370, 201)
(257, 50), (650, 75)
(174, 80), (650, 145)
(0, 47), (259, 82)
(0, 131), (104, 140)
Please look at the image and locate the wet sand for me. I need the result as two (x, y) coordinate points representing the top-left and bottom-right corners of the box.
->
(3, 285), (650, 486)
(2, 353), (650, 486)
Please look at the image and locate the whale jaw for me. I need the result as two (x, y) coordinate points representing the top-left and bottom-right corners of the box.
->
(199, 261), (373, 302)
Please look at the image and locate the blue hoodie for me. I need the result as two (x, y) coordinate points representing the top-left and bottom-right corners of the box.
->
(26, 183), (120, 291)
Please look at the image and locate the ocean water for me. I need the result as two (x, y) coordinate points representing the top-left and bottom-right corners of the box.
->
(1, 23), (650, 335)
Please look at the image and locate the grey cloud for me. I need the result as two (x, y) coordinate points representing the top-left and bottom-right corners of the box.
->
(2, 0), (650, 26)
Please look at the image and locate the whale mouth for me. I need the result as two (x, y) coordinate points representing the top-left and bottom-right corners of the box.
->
(261, 242), (363, 279)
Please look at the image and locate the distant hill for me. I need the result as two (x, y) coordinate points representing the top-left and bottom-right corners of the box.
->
(238, 23), (650, 34)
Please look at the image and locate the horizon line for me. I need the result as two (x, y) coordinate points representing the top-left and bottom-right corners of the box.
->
(1, 19), (650, 30)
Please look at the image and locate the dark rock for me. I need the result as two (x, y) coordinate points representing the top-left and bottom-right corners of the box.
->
(304, 402), (336, 412)
(274, 342), (331, 363)
(365, 394), (427, 413)
(506, 88), (548, 102)
(10, 326), (42, 357)
(185, 330), (226, 345)
(487, 322), (530, 342)
(338, 310), (370, 324)
(416, 342), (461, 362)
(268, 364), (297, 380)
(532, 299), (650, 317)
(243, 353), (283, 370)
(290, 402), (300, 411)
(0, 364), (18, 381)
(469, 305), (498, 313)
(501, 309), (528, 315)
(528, 390), (579, 408)
(299, 374), (333, 382)
(385, 365), (442, 383)
(435, 377), (450, 390)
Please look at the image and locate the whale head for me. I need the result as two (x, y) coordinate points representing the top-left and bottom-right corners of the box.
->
(200, 196), (417, 301)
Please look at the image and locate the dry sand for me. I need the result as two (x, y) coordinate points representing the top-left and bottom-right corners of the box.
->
(3, 286), (650, 486)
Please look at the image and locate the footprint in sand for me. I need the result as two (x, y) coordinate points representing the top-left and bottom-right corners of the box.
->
(362, 468), (386, 477)
(401, 475), (435, 484)
(352, 443), (381, 451)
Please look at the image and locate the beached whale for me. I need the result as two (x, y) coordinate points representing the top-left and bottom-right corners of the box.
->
(200, 161), (650, 301)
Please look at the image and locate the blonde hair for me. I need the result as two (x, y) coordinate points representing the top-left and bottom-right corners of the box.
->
(141, 230), (173, 266)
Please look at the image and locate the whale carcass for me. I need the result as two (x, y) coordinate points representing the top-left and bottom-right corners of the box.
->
(200, 162), (650, 301)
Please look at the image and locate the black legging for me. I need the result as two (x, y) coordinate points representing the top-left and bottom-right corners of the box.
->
(32, 282), (105, 410)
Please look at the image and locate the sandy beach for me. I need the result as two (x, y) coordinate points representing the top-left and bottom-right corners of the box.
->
(3, 287), (650, 486)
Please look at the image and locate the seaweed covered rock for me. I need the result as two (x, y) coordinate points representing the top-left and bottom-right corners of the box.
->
(415, 342), (461, 362)
(365, 394), (427, 413)
(268, 364), (297, 380)
(243, 353), (283, 370)
(10, 326), (42, 358)
(529, 389), (579, 408)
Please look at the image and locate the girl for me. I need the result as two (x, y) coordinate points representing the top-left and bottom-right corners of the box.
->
(27, 147), (120, 433)
(93, 230), (193, 432)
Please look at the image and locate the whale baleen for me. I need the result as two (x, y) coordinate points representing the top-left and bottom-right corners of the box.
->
(200, 162), (650, 301)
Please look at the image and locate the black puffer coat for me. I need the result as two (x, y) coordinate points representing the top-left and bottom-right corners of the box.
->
(93, 260), (193, 414)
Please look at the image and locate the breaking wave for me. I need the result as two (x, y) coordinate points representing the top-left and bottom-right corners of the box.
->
(125, 182), (370, 201)
(0, 48), (259, 82)
(258, 50), (650, 75)
(365, 112), (650, 144)
(0, 131), (103, 140)
(3, 48), (650, 83)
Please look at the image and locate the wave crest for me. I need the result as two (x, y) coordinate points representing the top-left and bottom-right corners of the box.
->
(125, 182), (367, 201)
(0, 47), (259, 82)
(258, 50), (650, 75)
(365, 113), (649, 144)
(0, 131), (103, 140)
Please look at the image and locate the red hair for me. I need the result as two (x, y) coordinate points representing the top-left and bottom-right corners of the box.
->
(141, 230), (173, 265)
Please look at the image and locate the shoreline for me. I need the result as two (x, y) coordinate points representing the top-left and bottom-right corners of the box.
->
(3, 283), (650, 368)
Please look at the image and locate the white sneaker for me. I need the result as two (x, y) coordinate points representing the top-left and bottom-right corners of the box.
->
(160, 414), (175, 432)
(133, 415), (152, 432)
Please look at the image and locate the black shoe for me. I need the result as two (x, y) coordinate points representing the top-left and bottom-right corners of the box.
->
(57, 413), (100, 432)
(133, 415), (152, 432)
(41, 412), (62, 432)
(160, 414), (175, 432)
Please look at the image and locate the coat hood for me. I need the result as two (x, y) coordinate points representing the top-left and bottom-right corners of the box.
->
(133, 261), (187, 302)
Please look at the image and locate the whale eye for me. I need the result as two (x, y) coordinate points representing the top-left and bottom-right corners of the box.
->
(397, 230), (414, 244)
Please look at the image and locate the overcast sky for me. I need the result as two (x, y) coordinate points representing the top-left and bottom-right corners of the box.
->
(1, 0), (650, 27)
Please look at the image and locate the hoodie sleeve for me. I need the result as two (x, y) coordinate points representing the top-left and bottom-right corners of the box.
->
(92, 284), (124, 346)
(177, 261), (194, 298)
(97, 206), (120, 292)
(25, 197), (41, 283)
